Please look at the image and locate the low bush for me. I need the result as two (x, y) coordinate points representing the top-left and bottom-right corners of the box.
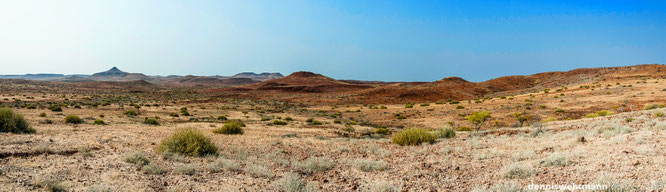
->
(284, 117), (294, 121)
(277, 173), (320, 192)
(392, 128), (436, 146)
(64, 115), (83, 124)
(273, 120), (288, 126)
(207, 158), (242, 172)
(217, 116), (227, 121)
(245, 163), (274, 178)
(500, 163), (533, 179)
(142, 163), (166, 175)
(374, 127), (391, 135)
(435, 126), (456, 139)
(48, 105), (62, 112)
(595, 110), (614, 117)
(123, 151), (150, 166)
(655, 112), (664, 118)
(213, 121), (244, 135)
(543, 152), (571, 166)
(351, 158), (388, 172)
(158, 128), (218, 156)
(645, 104), (664, 110)
(293, 156), (333, 174)
(0, 108), (35, 134)
(174, 164), (199, 175)
(143, 118), (159, 125)
(93, 119), (105, 125)
(39, 112), (46, 117)
(457, 126), (472, 131)
(124, 110), (138, 116)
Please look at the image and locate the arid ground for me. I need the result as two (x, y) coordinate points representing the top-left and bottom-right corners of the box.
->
(1, 65), (665, 191)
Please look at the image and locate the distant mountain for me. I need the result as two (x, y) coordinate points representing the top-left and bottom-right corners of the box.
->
(236, 71), (374, 93)
(163, 75), (259, 87)
(88, 67), (151, 81)
(0, 67), (282, 86)
(232, 72), (283, 81)
(0, 73), (88, 80)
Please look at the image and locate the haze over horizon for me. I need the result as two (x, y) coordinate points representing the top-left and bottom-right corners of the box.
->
(1, 0), (665, 82)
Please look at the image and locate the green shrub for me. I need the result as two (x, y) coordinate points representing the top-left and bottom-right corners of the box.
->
(555, 108), (565, 113)
(273, 120), (287, 125)
(48, 105), (62, 112)
(306, 118), (314, 123)
(392, 128), (436, 146)
(217, 116), (227, 121)
(39, 112), (46, 117)
(64, 115), (83, 124)
(284, 117), (294, 121)
(124, 110), (137, 116)
(456, 105), (465, 109)
(457, 126), (471, 131)
(644, 104), (664, 110)
(625, 118), (635, 122)
(656, 112), (664, 118)
(374, 127), (391, 135)
(405, 103), (413, 108)
(158, 128), (218, 156)
(0, 108), (35, 134)
(396, 115), (406, 119)
(449, 100), (460, 104)
(143, 118), (159, 125)
(213, 121), (244, 135)
(542, 117), (556, 123)
(93, 119), (105, 125)
(595, 110), (614, 117)
(435, 126), (456, 139)
(584, 113), (599, 118)
(169, 112), (179, 117)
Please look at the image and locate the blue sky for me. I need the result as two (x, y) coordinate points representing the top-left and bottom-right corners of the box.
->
(0, 0), (664, 82)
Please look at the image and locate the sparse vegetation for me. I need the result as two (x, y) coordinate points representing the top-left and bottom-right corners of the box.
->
(124, 110), (138, 116)
(158, 128), (218, 156)
(123, 151), (150, 166)
(214, 121), (244, 135)
(392, 128), (436, 146)
(500, 163), (533, 179)
(93, 119), (105, 125)
(48, 105), (62, 112)
(273, 120), (288, 125)
(143, 118), (159, 125)
(293, 156), (334, 174)
(64, 115), (83, 124)
(0, 108), (35, 134)
(466, 111), (491, 131)
(435, 126), (456, 139)
(351, 158), (388, 172)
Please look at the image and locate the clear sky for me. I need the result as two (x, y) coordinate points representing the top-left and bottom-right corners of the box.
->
(1, 0), (665, 82)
